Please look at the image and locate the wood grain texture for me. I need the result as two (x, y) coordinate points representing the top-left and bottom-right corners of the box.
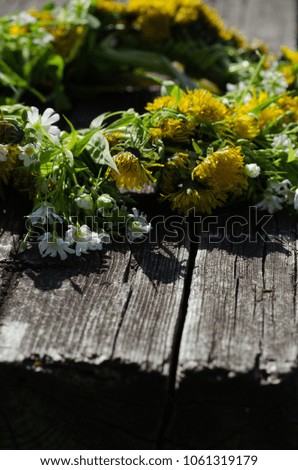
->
(0, 225), (190, 448)
(1, 234), (188, 369)
(162, 211), (298, 449)
(177, 213), (298, 382)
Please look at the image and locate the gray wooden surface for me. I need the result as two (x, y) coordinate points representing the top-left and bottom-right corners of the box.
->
(0, 0), (298, 450)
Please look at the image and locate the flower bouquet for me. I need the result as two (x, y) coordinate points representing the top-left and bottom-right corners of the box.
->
(0, 0), (298, 260)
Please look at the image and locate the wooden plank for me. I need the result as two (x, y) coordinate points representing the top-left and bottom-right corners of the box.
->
(0, 0), (65, 15)
(178, 213), (298, 379)
(164, 211), (298, 448)
(0, 218), (190, 449)
(205, 0), (297, 52)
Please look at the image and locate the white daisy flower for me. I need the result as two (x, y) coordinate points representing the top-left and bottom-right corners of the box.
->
(18, 144), (37, 167)
(18, 12), (37, 24)
(260, 69), (288, 95)
(65, 224), (110, 256)
(27, 106), (61, 144)
(257, 194), (284, 214)
(272, 134), (291, 150)
(38, 232), (75, 260)
(126, 208), (151, 243)
(27, 202), (63, 225)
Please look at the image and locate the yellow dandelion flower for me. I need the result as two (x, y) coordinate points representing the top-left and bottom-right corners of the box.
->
(127, 0), (176, 42)
(104, 131), (123, 150)
(0, 145), (20, 184)
(280, 46), (298, 65)
(174, 0), (201, 24)
(259, 105), (283, 128)
(241, 90), (283, 128)
(178, 89), (228, 123)
(160, 148), (247, 214)
(96, 0), (126, 14)
(27, 8), (54, 22)
(148, 128), (163, 141)
(243, 89), (269, 112)
(199, 3), (233, 41)
(279, 64), (296, 86)
(192, 146), (248, 195)
(145, 96), (177, 113)
(230, 28), (248, 49)
(150, 118), (196, 142)
(109, 151), (154, 190)
(229, 111), (260, 139)
(165, 186), (226, 214)
(160, 152), (222, 214)
(8, 25), (29, 36)
(160, 152), (192, 194)
(278, 96), (298, 122)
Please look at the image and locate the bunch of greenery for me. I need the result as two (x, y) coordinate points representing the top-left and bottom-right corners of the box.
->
(0, 0), (297, 109)
(0, 104), (151, 259)
(1, 0), (298, 260)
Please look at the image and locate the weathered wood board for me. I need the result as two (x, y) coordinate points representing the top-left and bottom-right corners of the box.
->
(0, 0), (298, 450)
(164, 211), (298, 449)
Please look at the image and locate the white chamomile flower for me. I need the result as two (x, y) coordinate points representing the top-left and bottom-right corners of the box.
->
(65, 224), (110, 256)
(126, 208), (151, 243)
(75, 194), (93, 211)
(272, 134), (291, 150)
(18, 12), (37, 24)
(257, 194), (284, 214)
(0, 145), (8, 162)
(27, 106), (61, 144)
(38, 232), (75, 260)
(260, 69), (288, 95)
(244, 163), (261, 178)
(18, 144), (37, 167)
(27, 202), (63, 225)
(269, 179), (293, 197)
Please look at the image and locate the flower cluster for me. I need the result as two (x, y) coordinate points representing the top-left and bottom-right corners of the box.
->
(100, 69), (298, 216)
(0, 104), (151, 260)
(1, 1), (298, 262)
(1, 0), (297, 108)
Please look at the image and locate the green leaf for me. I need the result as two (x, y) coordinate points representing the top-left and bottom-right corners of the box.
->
(73, 128), (100, 155)
(87, 131), (118, 171)
(192, 140), (202, 155)
(39, 150), (57, 165)
(287, 143), (296, 163)
(62, 115), (78, 150)
(90, 113), (109, 129)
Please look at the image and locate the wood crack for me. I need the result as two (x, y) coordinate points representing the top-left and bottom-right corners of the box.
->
(111, 287), (133, 357)
(156, 238), (198, 449)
